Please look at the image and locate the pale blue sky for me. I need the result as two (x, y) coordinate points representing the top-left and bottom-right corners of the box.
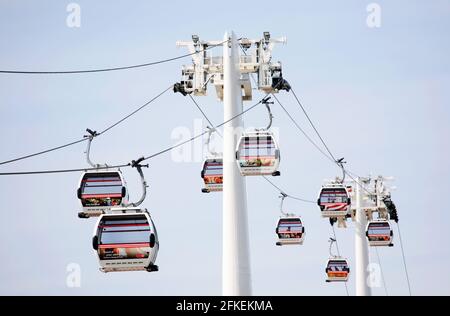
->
(0, 0), (449, 295)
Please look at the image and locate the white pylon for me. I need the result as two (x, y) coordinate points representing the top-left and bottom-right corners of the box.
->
(354, 177), (372, 296)
(177, 31), (286, 296)
(222, 31), (252, 296)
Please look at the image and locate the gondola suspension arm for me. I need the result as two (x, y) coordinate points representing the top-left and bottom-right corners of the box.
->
(124, 157), (149, 208)
(262, 97), (274, 131)
(329, 237), (337, 258)
(206, 126), (220, 157)
(279, 192), (289, 216)
(84, 128), (107, 169)
(336, 157), (346, 184)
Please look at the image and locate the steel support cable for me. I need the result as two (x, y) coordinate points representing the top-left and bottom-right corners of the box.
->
(344, 171), (373, 196)
(272, 94), (336, 164)
(281, 88), (364, 190)
(374, 247), (389, 296)
(284, 87), (375, 197)
(332, 225), (350, 296)
(275, 84), (400, 297)
(0, 94), (265, 176)
(273, 94), (370, 199)
(184, 76), (315, 205)
(0, 138), (89, 167)
(241, 47), (361, 190)
(235, 50), (338, 203)
(239, 44), (334, 163)
(141, 96), (266, 162)
(98, 85), (173, 135)
(341, 169), (411, 297)
(274, 91), (367, 194)
(276, 83), (403, 297)
(187, 94), (223, 138)
(238, 46), (326, 205)
(188, 93), (314, 204)
(262, 176), (316, 204)
(396, 222), (412, 296)
(0, 40), (229, 75)
(0, 85), (172, 167)
(290, 88), (338, 162)
(281, 89), (369, 197)
(0, 164), (131, 176)
(186, 57), (316, 203)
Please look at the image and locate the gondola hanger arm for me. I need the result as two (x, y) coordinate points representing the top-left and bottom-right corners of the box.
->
(124, 157), (149, 208)
(328, 237), (337, 258)
(131, 157), (149, 169)
(336, 157), (346, 183)
(260, 97), (274, 131)
(83, 128), (107, 169)
(279, 192), (289, 216)
(205, 126), (220, 157)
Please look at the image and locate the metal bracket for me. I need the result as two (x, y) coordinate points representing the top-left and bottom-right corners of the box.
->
(84, 128), (107, 169)
(262, 97), (274, 131)
(328, 237), (338, 258)
(205, 126), (221, 157)
(336, 157), (346, 183)
(124, 157), (149, 208)
(279, 192), (289, 216)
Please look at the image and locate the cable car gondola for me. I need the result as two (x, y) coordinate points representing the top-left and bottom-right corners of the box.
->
(318, 184), (351, 218)
(92, 209), (159, 273)
(201, 158), (223, 193)
(235, 98), (280, 176)
(366, 220), (394, 247)
(77, 129), (128, 218)
(325, 257), (350, 282)
(276, 216), (305, 246)
(77, 169), (127, 218)
(201, 128), (223, 193)
(325, 238), (349, 282)
(236, 130), (280, 176)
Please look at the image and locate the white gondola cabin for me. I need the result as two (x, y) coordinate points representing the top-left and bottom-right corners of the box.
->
(77, 169), (128, 218)
(366, 220), (394, 247)
(318, 184), (351, 218)
(236, 131), (280, 176)
(275, 216), (305, 246)
(325, 258), (350, 282)
(92, 209), (159, 273)
(201, 158), (223, 193)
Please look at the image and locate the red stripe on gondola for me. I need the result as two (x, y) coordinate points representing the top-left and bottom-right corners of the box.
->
(100, 224), (149, 228)
(81, 194), (122, 198)
(240, 156), (275, 159)
(322, 203), (347, 210)
(83, 179), (121, 183)
(321, 191), (347, 194)
(99, 242), (150, 248)
(243, 143), (274, 145)
(328, 272), (348, 276)
(243, 139), (274, 142)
